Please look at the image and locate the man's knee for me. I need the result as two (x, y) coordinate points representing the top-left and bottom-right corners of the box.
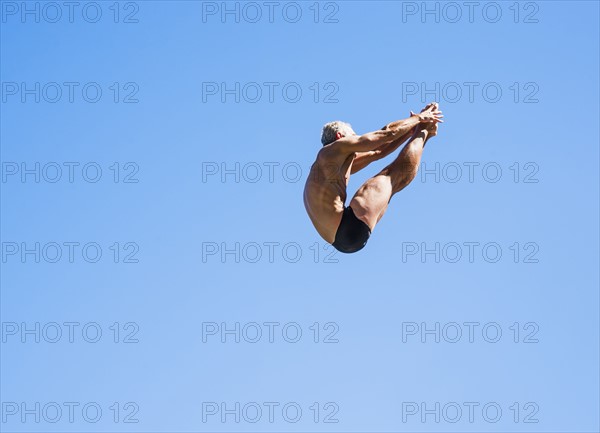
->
(378, 162), (418, 193)
(360, 176), (393, 197)
(350, 177), (392, 216)
(393, 166), (419, 192)
(391, 177), (413, 195)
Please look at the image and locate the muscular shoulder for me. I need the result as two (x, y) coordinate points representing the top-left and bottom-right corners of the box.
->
(316, 146), (355, 170)
(318, 138), (357, 161)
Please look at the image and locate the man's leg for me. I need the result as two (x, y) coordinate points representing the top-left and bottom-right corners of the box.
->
(349, 127), (432, 231)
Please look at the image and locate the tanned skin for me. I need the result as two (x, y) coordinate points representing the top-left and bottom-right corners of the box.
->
(303, 103), (443, 244)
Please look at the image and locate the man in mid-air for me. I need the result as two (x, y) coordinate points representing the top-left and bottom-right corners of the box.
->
(303, 103), (443, 253)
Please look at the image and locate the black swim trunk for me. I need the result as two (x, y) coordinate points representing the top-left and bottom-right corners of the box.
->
(332, 206), (371, 254)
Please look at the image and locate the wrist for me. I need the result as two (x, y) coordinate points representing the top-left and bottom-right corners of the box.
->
(417, 114), (435, 124)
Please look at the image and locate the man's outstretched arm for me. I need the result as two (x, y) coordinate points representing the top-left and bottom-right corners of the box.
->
(350, 103), (443, 173)
(328, 103), (442, 155)
(350, 128), (416, 174)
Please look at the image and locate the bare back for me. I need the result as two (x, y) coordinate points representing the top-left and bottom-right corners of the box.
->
(303, 147), (356, 243)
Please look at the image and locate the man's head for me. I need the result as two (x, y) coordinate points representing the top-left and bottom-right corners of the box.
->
(321, 121), (356, 146)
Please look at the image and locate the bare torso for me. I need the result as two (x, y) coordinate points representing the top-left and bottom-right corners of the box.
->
(303, 147), (356, 243)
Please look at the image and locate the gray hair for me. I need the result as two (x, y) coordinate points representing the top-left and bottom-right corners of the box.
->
(321, 121), (356, 146)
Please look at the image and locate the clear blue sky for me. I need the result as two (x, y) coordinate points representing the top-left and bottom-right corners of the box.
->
(1, 1), (599, 432)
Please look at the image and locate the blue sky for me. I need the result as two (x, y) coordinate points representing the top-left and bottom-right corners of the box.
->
(1, 1), (599, 432)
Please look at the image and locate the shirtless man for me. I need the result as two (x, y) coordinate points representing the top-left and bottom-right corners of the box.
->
(303, 103), (443, 253)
